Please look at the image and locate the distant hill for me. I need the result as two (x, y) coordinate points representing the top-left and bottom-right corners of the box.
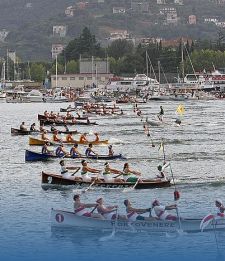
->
(0, 0), (225, 61)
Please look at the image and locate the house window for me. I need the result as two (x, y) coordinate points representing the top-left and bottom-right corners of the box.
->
(70, 77), (75, 80)
(87, 77), (92, 80)
(62, 77), (67, 80)
(79, 77), (84, 80)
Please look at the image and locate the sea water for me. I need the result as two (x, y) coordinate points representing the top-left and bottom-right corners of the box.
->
(0, 99), (225, 261)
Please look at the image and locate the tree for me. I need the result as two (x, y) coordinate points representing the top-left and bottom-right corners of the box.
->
(63, 27), (104, 61)
(50, 62), (64, 75)
(66, 60), (79, 74)
(107, 39), (134, 60)
(30, 63), (46, 82)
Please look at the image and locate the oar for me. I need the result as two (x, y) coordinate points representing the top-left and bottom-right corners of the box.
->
(147, 131), (155, 147)
(99, 208), (118, 241)
(81, 172), (101, 193)
(123, 178), (140, 193)
(71, 167), (81, 176)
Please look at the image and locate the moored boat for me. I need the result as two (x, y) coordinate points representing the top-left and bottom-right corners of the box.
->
(29, 136), (109, 146)
(25, 149), (125, 161)
(51, 209), (225, 233)
(42, 172), (171, 189)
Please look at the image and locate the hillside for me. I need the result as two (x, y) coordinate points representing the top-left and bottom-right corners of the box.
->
(1, 0), (225, 61)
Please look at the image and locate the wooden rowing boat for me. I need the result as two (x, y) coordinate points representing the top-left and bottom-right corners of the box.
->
(42, 172), (171, 189)
(51, 209), (225, 233)
(25, 149), (125, 161)
(40, 119), (97, 126)
(29, 136), (109, 146)
(11, 128), (78, 136)
(38, 114), (87, 121)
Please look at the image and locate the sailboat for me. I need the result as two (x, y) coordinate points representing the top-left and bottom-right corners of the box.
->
(0, 60), (6, 98)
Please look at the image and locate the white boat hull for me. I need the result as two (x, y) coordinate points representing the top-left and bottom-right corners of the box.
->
(51, 209), (225, 233)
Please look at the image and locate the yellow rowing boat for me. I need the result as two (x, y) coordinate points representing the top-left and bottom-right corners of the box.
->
(29, 136), (109, 146)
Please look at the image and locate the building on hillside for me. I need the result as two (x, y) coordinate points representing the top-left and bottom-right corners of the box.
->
(157, 0), (166, 4)
(113, 7), (126, 14)
(107, 30), (135, 45)
(65, 6), (75, 17)
(137, 37), (163, 46)
(131, 1), (150, 13)
(174, 0), (183, 5)
(25, 3), (32, 8)
(53, 26), (67, 37)
(204, 17), (218, 24)
(166, 12), (178, 25)
(51, 44), (64, 59)
(212, 0), (225, 5)
(188, 15), (197, 25)
(161, 37), (192, 48)
(0, 29), (9, 42)
(215, 21), (225, 27)
(159, 7), (177, 14)
(76, 2), (87, 9)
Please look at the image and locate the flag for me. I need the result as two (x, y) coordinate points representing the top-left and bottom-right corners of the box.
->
(158, 142), (164, 151)
(176, 104), (185, 115)
(200, 213), (214, 231)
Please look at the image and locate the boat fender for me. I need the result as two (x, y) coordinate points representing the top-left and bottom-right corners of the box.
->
(174, 190), (180, 201)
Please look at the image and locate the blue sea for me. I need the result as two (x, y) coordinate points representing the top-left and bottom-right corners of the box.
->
(1, 99), (225, 261)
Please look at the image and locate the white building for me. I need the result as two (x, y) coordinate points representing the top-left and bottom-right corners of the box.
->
(166, 12), (178, 25)
(51, 73), (113, 88)
(188, 15), (197, 25)
(113, 7), (126, 14)
(160, 7), (177, 15)
(174, 0), (183, 5)
(107, 30), (135, 44)
(65, 6), (75, 17)
(157, 0), (166, 4)
(51, 44), (64, 59)
(204, 18), (218, 23)
(53, 26), (67, 37)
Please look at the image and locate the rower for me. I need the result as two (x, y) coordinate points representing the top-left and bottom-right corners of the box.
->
(151, 199), (177, 221)
(64, 124), (69, 132)
(72, 117), (76, 123)
(85, 143), (98, 157)
(79, 133), (88, 143)
(124, 199), (153, 221)
(30, 123), (37, 132)
(53, 130), (62, 142)
(94, 132), (100, 142)
(66, 111), (72, 118)
(20, 122), (27, 131)
(80, 159), (101, 182)
(122, 163), (141, 183)
(157, 162), (170, 180)
(215, 199), (225, 218)
(70, 143), (82, 158)
(96, 198), (127, 220)
(108, 145), (114, 156)
(50, 123), (57, 132)
(158, 106), (164, 122)
(66, 132), (75, 143)
(103, 162), (124, 183)
(73, 194), (104, 219)
(59, 160), (80, 179)
(56, 144), (69, 157)
(50, 111), (56, 118)
(41, 130), (49, 141)
(44, 110), (49, 118)
(175, 118), (181, 125)
(41, 142), (52, 154)
(39, 125), (45, 132)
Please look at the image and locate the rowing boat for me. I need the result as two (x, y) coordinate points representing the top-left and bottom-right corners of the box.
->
(51, 209), (225, 233)
(29, 136), (109, 146)
(11, 128), (78, 136)
(25, 149), (125, 161)
(40, 119), (97, 126)
(42, 172), (171, 189)
(38, 114), (87, 121)
(11, 128), (35, 135)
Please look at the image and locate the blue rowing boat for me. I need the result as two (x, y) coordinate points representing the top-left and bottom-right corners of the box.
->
(25, 150), (126, 162)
